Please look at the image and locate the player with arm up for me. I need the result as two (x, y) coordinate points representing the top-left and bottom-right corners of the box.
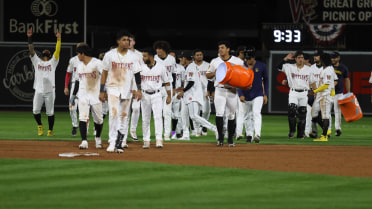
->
(276, 50), (316, 139)
(27, 27), (61, 137)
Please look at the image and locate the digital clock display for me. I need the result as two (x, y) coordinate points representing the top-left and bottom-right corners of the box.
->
(273, 29), (301, 43)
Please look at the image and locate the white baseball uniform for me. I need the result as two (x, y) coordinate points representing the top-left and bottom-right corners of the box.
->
(317, 66), (336, 119)
(207, 56), (244, 119)
(181, 63), (217, 139)
(140, 62), (170, 142)
(102, 48), (142, 144)
(66, 55), (81, 127)
(279, 63), (315, 106)
(194, 61), (211, 130)
(172, 63), (186, 135)
(75, 58), (104, 124)
(154, 54), (176, 138)
(30, 54), (59, 116)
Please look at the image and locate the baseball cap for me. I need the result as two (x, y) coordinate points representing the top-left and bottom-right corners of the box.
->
(314, 49), (323, 56)
(331, 51), (340, 58)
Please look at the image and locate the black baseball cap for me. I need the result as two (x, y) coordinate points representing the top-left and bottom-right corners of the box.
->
(314, 49), (323, 56)
(331, 51), (340, 58)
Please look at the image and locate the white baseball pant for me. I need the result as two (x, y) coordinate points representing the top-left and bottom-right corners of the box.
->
(107, 93), (132, 144)
(69, 82), (78, 127)
(236, 96), (263, 137)
(33, 91), (55, 116)
(141, 91), (163, 142)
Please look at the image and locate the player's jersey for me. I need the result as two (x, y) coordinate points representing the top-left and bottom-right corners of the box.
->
(207, 56), (244, 87)
(318, 66), (336, 97)
(66, 56), (81, 83)
(333, 63), (349, 94)
(183, 64), (203, 105)
(102, 48), (142, 98)
(154, 54), (176, 84)
(369, 71), (372, 84)
(140, 62), (169, 92)
(76, 58), (103, 105)
(173, 64), (185, 89)
(190, 61), (209, 95)
(30, 54), (59, 93)
(310, 64), (322, 88)
(280, 63), (315, 90)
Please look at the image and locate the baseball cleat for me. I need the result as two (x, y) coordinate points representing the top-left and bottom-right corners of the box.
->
(246, 136), (252, 143)
(164, 135), (170, 141)
(217, 141), (223, 146)
(37, 125), (44, 136)
(228, 143), (236, 147)
(236, 134), (244, 141)
(130, 130), (138, 141)
(335, 129), (342, 136)
(288, 132), (295, 139)
(95, 137), (102, 149)
(121, 140), (129, 148)
(253, 135), (260, 143)
(313, 135), (328, 142)
(106, 143), (115, 152)
(156, 140), (163, 148)
(47, 130), (54, 136)
(309, 132), (317, 138)
(79, 140), (88, 149)
(143, 141), (150, 149)
(171, 132), (177, 140)
(71, 127), (78, 136)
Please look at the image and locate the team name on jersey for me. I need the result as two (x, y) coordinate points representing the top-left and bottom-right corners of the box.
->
(165, 65), (173, 72)
(79, 71), (98, 79)
(291, 73), (309, 81)
(38, 64), (52, 72)
(141, 75), (161, 83)
(111, 61), (134, 70)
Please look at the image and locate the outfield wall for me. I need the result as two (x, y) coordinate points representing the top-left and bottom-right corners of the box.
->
(268, 51), (372, 115)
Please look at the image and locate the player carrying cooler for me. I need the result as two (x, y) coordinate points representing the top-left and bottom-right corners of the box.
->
(27, 27), (61, 137)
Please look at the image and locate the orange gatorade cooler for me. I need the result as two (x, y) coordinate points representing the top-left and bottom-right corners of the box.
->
(337, 93), (363, 122)
(216, 62), (254, 88)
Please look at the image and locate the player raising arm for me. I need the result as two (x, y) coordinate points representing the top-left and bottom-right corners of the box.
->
(27, 27), (61, 137)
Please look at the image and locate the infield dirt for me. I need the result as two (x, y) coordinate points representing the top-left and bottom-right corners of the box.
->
(1, 140), (371, 177)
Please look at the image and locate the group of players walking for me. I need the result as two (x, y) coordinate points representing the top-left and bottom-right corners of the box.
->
(27, 29), (349, 153)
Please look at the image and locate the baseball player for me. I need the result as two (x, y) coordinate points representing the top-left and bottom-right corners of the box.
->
(153, 40), (176, 141)
(177, 54), (218, 141)
(70, 45), (104, 149)
(27, 27), (61, 136)
(276, 50), (316, 139)
(370, 71), (372, 104)
(236, 46), (268, 143)
(169, 51), (185, 139)
(99, 30), (142, 153)
(331, 51), (351, 136)
(192, 49), (211, 136)
(312, 53), (337, 142)
(127, 34), (143, 141)
(64, 43), (87, 136)
(140, 48), (172, 148)
(206, 40), (244, 146)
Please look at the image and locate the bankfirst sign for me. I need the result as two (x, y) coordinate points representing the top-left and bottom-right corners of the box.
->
(3, 0), (86, 43)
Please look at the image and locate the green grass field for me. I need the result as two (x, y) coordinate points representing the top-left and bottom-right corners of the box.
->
(1, 111), (372, 209)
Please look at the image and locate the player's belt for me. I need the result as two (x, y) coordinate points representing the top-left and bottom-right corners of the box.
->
(291, 89), (307, 92)
(142, 90), (160, 95)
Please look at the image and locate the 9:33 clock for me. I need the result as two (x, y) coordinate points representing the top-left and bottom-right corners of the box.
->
(273, 29), (301, 43)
